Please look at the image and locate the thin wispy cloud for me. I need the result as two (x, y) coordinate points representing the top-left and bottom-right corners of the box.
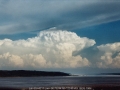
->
(0, 0), (120, 34)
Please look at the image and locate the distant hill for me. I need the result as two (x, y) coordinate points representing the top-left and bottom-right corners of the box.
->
(0, 70), (70, 77)
(99, 73), (120, 75)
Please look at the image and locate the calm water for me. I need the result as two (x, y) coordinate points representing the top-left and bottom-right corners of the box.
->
(0, 76), (120, 88)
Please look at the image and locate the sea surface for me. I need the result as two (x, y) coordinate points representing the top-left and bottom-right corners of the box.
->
(0, 75), (120, 88)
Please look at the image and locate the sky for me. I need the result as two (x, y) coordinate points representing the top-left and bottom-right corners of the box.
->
(0, 0), (120, 74)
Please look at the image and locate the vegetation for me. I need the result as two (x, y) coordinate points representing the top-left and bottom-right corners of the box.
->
(0, 70), (70, 77)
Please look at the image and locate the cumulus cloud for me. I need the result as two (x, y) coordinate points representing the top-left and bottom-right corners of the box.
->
(97, 43), (120, 52)
(0, 0), (120, 34)
(0, 52), (23, 68)
(97, 43), (120, 68)
(0, 28), (95, 69)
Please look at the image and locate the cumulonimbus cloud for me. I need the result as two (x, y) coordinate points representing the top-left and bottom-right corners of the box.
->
(97, 43), (120, 68)
(0, 28), (96, 69)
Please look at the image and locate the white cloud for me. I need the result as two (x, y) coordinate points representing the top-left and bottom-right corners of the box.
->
(97, 42), (120, 68)
(0, 28), (95, 69)
(97, 43), (120, 53)
(0, 52), (23, 68)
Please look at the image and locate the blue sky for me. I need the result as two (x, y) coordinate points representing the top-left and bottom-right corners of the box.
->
(0, 0), (120, 74)
(75, 20), (120, 45)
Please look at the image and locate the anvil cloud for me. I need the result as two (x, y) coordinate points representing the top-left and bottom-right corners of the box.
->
(0, 0), (120, 34)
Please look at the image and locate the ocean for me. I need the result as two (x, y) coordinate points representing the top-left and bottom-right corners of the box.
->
(0, 76), (120, 88)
